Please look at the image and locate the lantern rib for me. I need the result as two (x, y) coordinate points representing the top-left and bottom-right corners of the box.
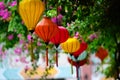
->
(37, 27), (44, 41)
(42, 24), (47, 42)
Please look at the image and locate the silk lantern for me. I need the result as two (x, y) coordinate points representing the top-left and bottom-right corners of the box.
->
(73, 41), (88, 58)
(95, 47), (108, 61)
(35, 17), (59, 66)
(68, 50), (87, 79)
(19, 0), (45, 31)
(50, 26), (69, 66)
(68, 58), (87, 79)
(60, 38), (80, 53)
(19, 0), (45, 62)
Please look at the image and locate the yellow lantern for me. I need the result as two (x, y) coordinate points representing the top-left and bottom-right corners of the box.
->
(19, 0), (45, 31)
(60, 38), (80, 53)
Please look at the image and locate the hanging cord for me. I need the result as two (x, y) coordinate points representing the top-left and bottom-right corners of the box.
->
(44, 0), (48, 16)
(45, 42), (49, 66)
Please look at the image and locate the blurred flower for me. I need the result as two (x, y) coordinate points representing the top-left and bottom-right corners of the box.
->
(20, 57), (28, 64)
(0, 9), (11, 20)
(67, 23), (70, 27)
(0, 2), (5, 10)
(17, 34), (22, 38)
(9, 0), (17, 7)
(14, 47), (22, 55)
(88, 33), (98, 41)
(27, 34), (32, 41)
(51, 14), (63, 26)
(37, 41), (41, 46)
(74, 32), (79, 39)
(19, 39), (25, 44)
(57, 6), (62, 12)
(7, 34), (14, 40)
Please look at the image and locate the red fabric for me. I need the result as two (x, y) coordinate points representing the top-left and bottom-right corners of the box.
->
(73, 41), (88, 57)
(68, 58), (87, 67)
(50, 26), (69, 45)
(35, 17), (59, 42)
(95, 47), (108, 61)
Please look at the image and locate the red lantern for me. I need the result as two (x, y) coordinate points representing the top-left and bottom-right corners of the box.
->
(95, 47), (108, 61)
(68, 57), (87, 78)
(35, 17), (59, 66)
(35, 17), (59, 43)
(73, 41), (88, 58)
(50, 26), (69, 66)
(50, 26), (69, 46)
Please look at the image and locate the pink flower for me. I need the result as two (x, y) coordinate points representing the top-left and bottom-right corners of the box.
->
(7, 34), (14, 40)
(74, 32), (79, 39)
(9, 0), (17, 7)
(0, 9), (11, 20)
(88, 33), (98, 41)
(0, 2), (5, 10)
(19, 39), (25, 44)
(14, 47), (22, 55)
(57, 6), (62, 12)
(37, 41), (41, 46)
(27, 34), (32, 41)
(17, 34), (22, 38)
(51, 14), (63, 26)
(20, 57), (28, 64)
(67, 23), (70, 27)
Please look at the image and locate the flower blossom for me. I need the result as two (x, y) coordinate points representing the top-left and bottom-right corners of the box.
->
(14, 47), (22, 55)
(7, 34), (14, 40)
(9, 0), (17, 7)
(88, 33), (98, 41)
(0, 2), (5, 10)
(0, 9), (11, 20)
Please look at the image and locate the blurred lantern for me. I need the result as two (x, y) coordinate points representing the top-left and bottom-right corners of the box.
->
(60, 38), (80, 53)
(95, 47), (108, 61)
(50, 26), (69, 66)
(18, 0), (45, 63)
(68, 50), (88, 80)
(19, 0), (45, 31)
(35, 17), (59, 66)
(73, 41), (88, 58)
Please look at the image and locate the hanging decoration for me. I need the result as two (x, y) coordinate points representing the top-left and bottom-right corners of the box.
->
(68, 51), (87, 80)
(18, 0), (45, 63)
(67, 41), (88, 80)
(95, 46), (108, 61)
(35, 17), (59, 66)
(19, 0), (45, 31)
(73, 41), (88, 58)
(60, 37), (80, 53)
(50, 26), (69, 66)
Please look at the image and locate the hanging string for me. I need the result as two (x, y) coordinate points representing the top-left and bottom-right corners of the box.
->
(43, 0), (48, 16)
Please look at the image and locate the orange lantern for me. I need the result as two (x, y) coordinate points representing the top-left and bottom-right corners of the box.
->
(95, 47), (108, 61)
(35, 17), (59, 66)
(60, 38), (80, 53)
(19, 0), (45, 31)
(35, 17), (59, 43)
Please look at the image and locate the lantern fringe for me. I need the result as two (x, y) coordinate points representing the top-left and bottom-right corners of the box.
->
(30, 36), (35, 62)
(46, 47), (48, 66)
(56, 50), (58, 67)
(71, 60), (73, 74)
(76, 66), (80, 80)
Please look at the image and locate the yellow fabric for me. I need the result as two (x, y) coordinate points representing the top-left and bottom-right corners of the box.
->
(19, 0), (45, 31)
(60, 38), (80, 53)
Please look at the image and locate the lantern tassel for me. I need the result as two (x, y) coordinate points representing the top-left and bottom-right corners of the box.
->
(30, 36), (35, 62)
(76, 66), (80, 80)
(46, 47), (48, 66)
(56, 50), (58, 67)
(71, 60), (73, 74)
